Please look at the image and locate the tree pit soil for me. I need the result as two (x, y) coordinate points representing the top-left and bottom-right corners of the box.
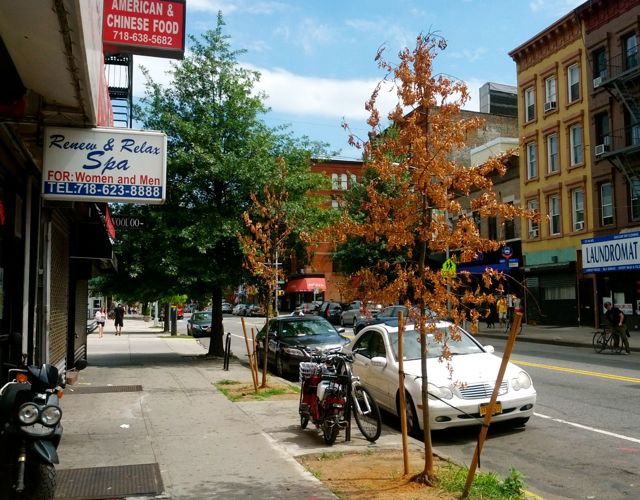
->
(297, 449), (459, 499)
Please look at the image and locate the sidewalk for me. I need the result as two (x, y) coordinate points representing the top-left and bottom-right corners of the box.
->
(56, 320), (339, 500)
(475, 320), (635, 352)
(55, 317), (627, 499)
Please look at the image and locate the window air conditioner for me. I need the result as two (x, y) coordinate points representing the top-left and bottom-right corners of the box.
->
(544, 100), (557, 112)
(593, 76), (603, 88)
(529, 229), (539, 238)
(575, 221), (584, 231)
(595, 144), (610, 156)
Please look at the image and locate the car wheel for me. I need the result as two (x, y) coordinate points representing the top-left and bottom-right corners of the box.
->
(187, 325), (191, 336)
(507, 417), (530, 428)
(340, 316), (345, 327)
(275, 354), (285, 378)
(398, 393), (421, 437)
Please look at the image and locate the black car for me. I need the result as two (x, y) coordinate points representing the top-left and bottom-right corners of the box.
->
(316, 301), (344, 325)
(255, 316), (349, 377)
(187, 311), (212, 338)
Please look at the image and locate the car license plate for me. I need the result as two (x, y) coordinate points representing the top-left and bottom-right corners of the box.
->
(479, 402), (502, 416)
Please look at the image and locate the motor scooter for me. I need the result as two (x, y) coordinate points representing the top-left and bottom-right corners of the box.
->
(298, 354), (349, 445)
(0, 362), (64, 499)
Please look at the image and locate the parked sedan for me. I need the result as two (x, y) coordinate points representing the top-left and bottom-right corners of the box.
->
(316, 301), (344, 325)
(186, 311), (212, 338)
(222, 302), (233, 314)
(343, 321), (536, 433)
(255, 316), (350, 377)
(354, 305), (436, 334)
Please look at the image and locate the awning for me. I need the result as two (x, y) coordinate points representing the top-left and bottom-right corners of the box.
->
(458, 262), (508, 274)
(284, 277), (327, 293)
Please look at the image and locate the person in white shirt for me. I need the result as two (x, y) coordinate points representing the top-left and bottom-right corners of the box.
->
(95, 307), (106, 338)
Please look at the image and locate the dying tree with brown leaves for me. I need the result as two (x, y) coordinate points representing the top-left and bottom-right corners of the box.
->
(334, 34), (535, 485)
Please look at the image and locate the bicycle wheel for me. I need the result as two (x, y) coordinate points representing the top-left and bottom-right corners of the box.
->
(592, 331), (606, 353)
(352, 384), (382, 442)
(608, 333), (623, 354)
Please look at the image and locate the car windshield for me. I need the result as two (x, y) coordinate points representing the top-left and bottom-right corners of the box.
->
(279, 320), (338, 338)
(192, 312), (212, 322)
(387, 327), (484, 360)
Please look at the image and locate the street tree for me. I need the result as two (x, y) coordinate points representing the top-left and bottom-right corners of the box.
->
(239, 157), (336, 386)
(334, 34), (535, 485)
(135, 14), (330, 356)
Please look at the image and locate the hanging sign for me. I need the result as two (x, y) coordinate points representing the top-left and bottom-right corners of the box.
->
(441, 258), (457, 278)
(102, 0), (186, 59)
(42, 127), (167, 205)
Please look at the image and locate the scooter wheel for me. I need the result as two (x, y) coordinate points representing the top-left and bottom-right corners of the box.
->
(300, 415), (309, 429)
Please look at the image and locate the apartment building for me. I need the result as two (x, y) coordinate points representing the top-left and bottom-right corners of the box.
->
(576, 0), (640, 330)
(282, 158), (364, 307)
(510, 12), (593, 326)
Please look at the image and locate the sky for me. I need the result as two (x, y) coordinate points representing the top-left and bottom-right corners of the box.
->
(132, 0), (585, 160)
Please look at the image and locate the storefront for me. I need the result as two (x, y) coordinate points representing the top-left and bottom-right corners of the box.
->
(581, 232), (640, 331)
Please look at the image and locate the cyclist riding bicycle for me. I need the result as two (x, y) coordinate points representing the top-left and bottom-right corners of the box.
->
(604, 302), (630, 354)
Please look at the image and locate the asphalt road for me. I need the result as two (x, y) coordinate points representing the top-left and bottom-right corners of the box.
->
(196, 314), (640, 500)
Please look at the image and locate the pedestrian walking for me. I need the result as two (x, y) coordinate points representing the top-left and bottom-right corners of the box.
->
(114, 303), (125, 336)
(95, 307), (106, 338)
(604, 302), (630, 354)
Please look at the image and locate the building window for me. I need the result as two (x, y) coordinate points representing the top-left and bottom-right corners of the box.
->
(340, 174), (348, 190)
(548, 194), (561, 235)
(601, 182), (614, 226)
(544, 76), (557, 109)
(570, 124), (583, 166)
(350, 174), (357, 187)
(568, 64), (580, 102)
(624, 108), (640, 146)
(472, 211), (481, 234)
(544, 286), (576, 300)
(632, 177), (640, 221)
(547, 133), (559, 174)
(503, 202), (515, 240)
(595, 113), (610, 150)
(331, 197), (339, 209)
(527, 198), (539, 239)
(525, 87), (535, 122)
(572, 188), (584, 231)
(488, 216), (497, 240)
(623, 32), (638, 70)
(331, 173), (339, 190)
(593, 48), (607, 80)
(526, 142), (537, 179)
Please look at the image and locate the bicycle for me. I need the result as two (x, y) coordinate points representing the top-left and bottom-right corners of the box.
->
(300, 349), (382, 444)
(503, 312), (523, 335)
(592, 325), (623, 354)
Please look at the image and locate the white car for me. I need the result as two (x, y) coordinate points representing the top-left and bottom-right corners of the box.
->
(343, 321), (536, 432)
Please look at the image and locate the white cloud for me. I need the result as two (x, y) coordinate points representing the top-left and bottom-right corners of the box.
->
(529, 0), (584, 16)
(186, 0), (287, 15)
(448, 47), (488, 63)
(253, 66), (395, 120)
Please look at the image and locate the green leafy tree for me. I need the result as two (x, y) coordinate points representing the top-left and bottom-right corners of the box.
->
(132, 13), (333, 355)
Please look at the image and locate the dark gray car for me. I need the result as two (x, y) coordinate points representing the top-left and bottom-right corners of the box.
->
(187, 311), (212, 337)
(255, 316), (349, 377)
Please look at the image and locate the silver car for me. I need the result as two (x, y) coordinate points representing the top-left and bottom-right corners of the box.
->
(343, 321), (536, 432)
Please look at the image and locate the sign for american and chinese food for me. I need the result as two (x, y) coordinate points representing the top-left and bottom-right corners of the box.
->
(103, 0), (185, 59)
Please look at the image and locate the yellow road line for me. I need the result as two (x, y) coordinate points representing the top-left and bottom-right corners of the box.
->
(514, 360), (640, 383)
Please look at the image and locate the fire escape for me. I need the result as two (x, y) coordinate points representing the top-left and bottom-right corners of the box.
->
(594, 47), (640, 192)
(104, 53), (133, 128)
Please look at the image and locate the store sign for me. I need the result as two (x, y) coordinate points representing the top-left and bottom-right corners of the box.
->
(42, 127), (167, 205)
(103, 0), (185, 59)
(581, 232), (640, 273)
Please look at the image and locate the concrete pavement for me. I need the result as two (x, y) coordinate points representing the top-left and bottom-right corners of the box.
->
(56, 316), (631, 499)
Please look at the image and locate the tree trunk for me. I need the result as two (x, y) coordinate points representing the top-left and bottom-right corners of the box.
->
(207, 285), (225, 357)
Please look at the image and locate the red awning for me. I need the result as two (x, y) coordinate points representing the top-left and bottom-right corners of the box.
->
(284, 277), (326, 293)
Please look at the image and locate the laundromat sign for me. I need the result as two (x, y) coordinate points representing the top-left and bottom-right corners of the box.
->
(42, 127), (167, 205)
(581, 232), (640, 273)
